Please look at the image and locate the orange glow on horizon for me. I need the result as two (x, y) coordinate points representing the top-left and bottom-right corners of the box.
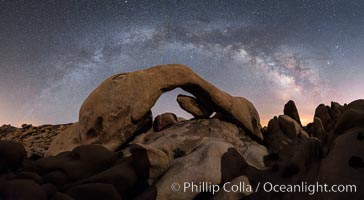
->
(0, 118), (41, 128)
(260, 113), (313, 127)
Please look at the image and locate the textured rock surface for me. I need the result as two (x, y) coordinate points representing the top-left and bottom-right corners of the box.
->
(262, 113), (324, 200)
(176, 94), (213, 118)
(317, 127), (364, 200)
(333, 100), (364, 135)
(0, 124), (71, 157)
(314, 101), (345, 133)
(278, 115), (307, 139)
(310, 117), (327, 141)
(133, 139), (262, 200)
(46, 122), (81, 157)
(77, 64), (263, 152)
(153, 112), (178, 132)
(130, 118), (268, 171)
(140, 141), (238, 200)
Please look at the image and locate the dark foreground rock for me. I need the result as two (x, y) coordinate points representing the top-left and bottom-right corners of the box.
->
(283, 100), (302, 125)
(0, 141), (26, 172)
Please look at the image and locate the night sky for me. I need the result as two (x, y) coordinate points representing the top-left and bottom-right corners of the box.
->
(1, 0), (363, 126)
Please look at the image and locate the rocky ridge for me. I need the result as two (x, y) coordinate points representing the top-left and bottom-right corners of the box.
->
(0, 124), (71, 158)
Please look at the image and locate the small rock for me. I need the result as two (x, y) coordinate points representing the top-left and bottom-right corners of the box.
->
(153, 112), (178, 132)
(177, 94), (212, 118)
(283, 100), (302, 125)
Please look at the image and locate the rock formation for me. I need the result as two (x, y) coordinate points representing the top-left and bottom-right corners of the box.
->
(310, 117), (327, 142)
(0, 124), (71, 157)
(176, 94), (213, 118)
(332, 100), (364, 135)
(45, 122), (82, 157)
(48, 64), (263, 155)
(283, 100), (302, 125)
(153, 113), (178, 132)
(314, 101), (345, 133)
(0, 65), (363, 200)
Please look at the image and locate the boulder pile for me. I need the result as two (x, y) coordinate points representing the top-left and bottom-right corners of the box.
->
(0, 124), (71, 158)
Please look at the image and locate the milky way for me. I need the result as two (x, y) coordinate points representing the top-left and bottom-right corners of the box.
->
(1, 0), (364, 126)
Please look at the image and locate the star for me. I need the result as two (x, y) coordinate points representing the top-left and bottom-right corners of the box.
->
(0, 0), (363, 126)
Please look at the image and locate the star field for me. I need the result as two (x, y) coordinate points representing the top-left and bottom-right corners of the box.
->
(0, 0), (363, 126)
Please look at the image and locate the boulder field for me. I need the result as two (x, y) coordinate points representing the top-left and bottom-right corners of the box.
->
(0, 64), (363, 200)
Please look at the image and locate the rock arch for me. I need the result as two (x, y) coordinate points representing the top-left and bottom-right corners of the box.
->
(47, 64), (263, 156)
